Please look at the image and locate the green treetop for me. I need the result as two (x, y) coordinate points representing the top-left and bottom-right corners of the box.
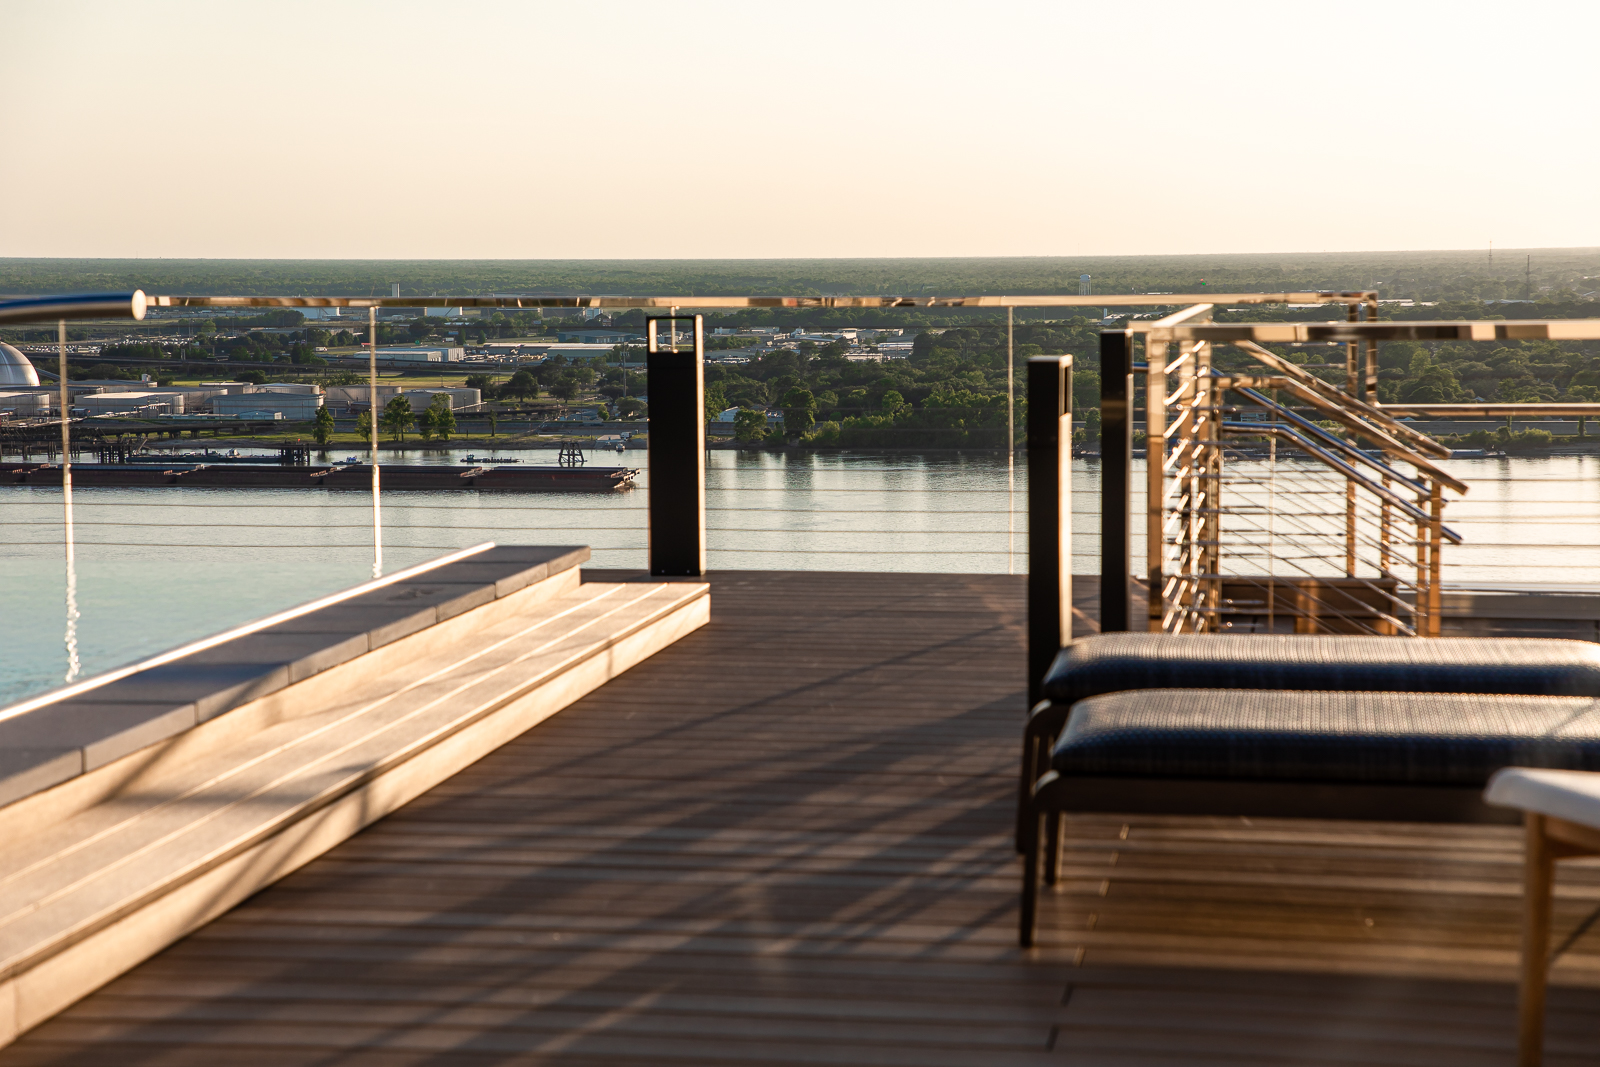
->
(380, 396), (414, 443)
(313, 405), (335, 447)
(430, 394), (456, 442)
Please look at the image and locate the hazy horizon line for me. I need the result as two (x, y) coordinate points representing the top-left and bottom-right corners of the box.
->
(3, 247), (1599, 264)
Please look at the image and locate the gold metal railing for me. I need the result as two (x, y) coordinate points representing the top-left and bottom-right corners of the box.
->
(1134, 314), (1600, 637)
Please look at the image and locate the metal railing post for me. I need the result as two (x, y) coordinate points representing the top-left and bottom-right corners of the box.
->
(1197, 341), (1221, 628)
(1415, 489), (1429, 636)
(1429, 481), (1444, 637)
(368, 305), (382, 579)
(1345, 302), (1360, 579)
(647, 315), (706, 576)
(1145, 335), (1167, 632)
(1100, 331), (1133, 632)
(1027, 355), (1072, 706)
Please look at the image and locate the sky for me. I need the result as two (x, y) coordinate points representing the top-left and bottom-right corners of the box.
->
(1, 0), (1595, 260)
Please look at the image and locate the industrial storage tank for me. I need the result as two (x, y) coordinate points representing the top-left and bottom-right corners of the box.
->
(0, 343), (40, 387)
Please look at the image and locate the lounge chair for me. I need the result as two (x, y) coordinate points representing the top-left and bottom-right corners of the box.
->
(1018, 634), (1600, 849)
(1020, 687), (1600, 947)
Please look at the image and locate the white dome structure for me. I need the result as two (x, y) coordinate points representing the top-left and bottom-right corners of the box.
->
(0, 343), (40, 387)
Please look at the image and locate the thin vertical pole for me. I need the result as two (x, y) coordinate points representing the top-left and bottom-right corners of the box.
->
(1364, 294), (1380, 405)
(1345, 481), (1358, 578)
(1429, 481), (1443, 637)
(1267, 433), (1276, 633)
(1346, 302), (1360, 581)
(369, 306), (382, 578)
(1346, 302), (1360, 395)
(1380, 476), (1393, 577)
(1415, 486), (1428, 637)
(1027, 355), (1072, 707)
(1007, 306), (1015, 575)
(58, 320), (70, 466)
(1176, 341), (1205, 633)
(59, 319), (79, 683)
(1145, 337), (1166, 632)
(1099, 332), (1133, 632)
(1197, 341), (1220, 629)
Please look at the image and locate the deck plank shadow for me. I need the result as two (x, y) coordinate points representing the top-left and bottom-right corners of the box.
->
(3, 570), (1599, 1066)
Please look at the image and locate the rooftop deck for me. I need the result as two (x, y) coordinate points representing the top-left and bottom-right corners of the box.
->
(3, 570), (1600, 1066)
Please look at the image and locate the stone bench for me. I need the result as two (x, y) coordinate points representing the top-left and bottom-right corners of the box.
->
(0, 545), (590, 808)
(1018, 633), (1600, 849)
(1020, 687), (1600, 947)
(0, 546), (710, 1049)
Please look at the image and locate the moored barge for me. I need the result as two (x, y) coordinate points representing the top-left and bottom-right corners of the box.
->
(1, 461), (637, 492)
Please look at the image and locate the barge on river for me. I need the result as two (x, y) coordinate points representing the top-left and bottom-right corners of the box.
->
(1, 461), (637, 492)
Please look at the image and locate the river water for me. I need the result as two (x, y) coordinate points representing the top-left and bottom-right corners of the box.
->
(3, 447), (1596, 704)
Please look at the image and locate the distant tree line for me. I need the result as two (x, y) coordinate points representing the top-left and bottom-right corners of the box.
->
(4, 249), (1596, 304)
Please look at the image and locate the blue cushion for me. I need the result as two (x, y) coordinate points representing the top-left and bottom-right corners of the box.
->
(1043, 634), (1600, 705)
(1052, 689), (1600, 786)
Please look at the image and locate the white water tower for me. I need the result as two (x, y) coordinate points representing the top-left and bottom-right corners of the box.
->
(1079, 274), (1091, 296)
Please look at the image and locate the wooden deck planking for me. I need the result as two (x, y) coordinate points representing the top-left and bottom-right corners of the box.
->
(2, 570), (1600, 1065)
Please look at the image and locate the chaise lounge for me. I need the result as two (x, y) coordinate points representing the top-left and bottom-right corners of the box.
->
(1018, 633), (1600, 849)
(1018, 634), (1600, 947)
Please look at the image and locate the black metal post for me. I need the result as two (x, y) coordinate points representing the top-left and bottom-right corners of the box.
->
(646, 315), (705, 576)
(1027, 355), (1072, 707)
(1099, 331), (1133, 632)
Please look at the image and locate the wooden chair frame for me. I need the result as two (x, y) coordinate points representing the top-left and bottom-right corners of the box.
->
(1517, 812), (1600, 1067)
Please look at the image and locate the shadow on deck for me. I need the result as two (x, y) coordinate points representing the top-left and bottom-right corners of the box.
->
(4, 571), (1600, 1066)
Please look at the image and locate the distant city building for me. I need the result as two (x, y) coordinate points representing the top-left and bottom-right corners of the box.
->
(541, 343), (626, 361)
(323, 384), (405, 410)
(555, 329), (641, 345)
(0, 391), (49, 415)
(480, 342), (543, 359)
(373, 346), (465, 363)
(214, 392), (323, 420)
(395, 387), (482, 411)
(79, 391), (187, 416)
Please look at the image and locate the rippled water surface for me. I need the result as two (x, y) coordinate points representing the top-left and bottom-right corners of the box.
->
(3, 448), (1595, 703)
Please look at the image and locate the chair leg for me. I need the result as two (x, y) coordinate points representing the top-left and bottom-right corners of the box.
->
(1044, 811), (1064, 886)
(1020, 809), (1043, 948)
(1016, 732), (1039, 853)
(1519, 813), (1555, 1067)
(1017, 702), (1067, 853)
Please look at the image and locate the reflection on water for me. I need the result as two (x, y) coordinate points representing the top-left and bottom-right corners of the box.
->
(61, 473), (80, 684)
(2, 447), (1595, 703)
